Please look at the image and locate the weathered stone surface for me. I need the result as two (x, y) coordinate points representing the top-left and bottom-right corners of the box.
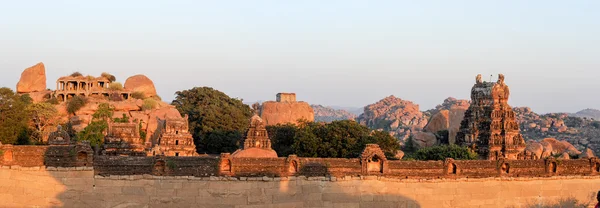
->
(424, 110), (449, 133)
(525, 140), (544, 159)
(2, 168), (600, 208)
(412, 132), (437, 148)
(124, 74), (158, 97)
(16, 62), (46, 93)
(542, 138), (581, 156)
(260, 98), (314, 126)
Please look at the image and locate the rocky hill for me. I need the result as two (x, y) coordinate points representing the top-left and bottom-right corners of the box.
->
(514, 107), (600, 154)
(311, 105), (356, 122)
(356, 96), (428, 140)
(571, 108), (600, 120)
(15, 63), (182, 142)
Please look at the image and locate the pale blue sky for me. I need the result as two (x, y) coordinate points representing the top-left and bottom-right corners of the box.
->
(1, 1), (598, 113)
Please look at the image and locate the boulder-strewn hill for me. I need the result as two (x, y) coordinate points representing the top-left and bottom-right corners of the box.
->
(571, 108), (600, 121)
(355, 95), (600, 155)
(514, 107), (600, 153)
(311, 105), (356, 123)
(356, 95), (428, 140)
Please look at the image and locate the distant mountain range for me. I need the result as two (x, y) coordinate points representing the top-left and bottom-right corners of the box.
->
(571, 109), (600, 120)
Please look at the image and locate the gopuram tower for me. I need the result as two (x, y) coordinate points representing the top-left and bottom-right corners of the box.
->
(456, 74), (526, 160)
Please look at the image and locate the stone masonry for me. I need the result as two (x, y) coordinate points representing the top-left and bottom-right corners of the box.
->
(1, 167), (600, 208)
(457, 74), (526, 160)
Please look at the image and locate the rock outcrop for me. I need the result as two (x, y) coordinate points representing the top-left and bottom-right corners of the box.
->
(17, 62), (46, 93)
(260, 93), (314, 126)
(357, 96), (427, 141)
(311, 105), (356, 123)
(524, 138), (582, 159)
(124, 75), (158, 97)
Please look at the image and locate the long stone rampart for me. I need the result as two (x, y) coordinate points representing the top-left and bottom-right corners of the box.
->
(1, 167), (599, 208)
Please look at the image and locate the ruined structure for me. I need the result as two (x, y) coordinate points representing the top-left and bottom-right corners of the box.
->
(54, 75), (132, 102)
(149, 115), (197, 156)
(456, 74), (526, 160)
(232, 114), (278, 158)
(47, 125), (71, 145)
(103, 122), (146, 156)
(276, 93), (296, 102)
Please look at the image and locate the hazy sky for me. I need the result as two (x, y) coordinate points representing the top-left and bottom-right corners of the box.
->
(1, 1), (599, 113)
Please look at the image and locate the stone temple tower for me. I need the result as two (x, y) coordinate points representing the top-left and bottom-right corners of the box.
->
(456, 74), (526, 160)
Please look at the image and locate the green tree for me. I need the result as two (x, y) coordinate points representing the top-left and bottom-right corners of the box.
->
(266, 123), (298, 157)
(0, 88), (32, 144)
(172, 87), (253, 154)
(268, 120), (401, 158)
(408, 144), (478, 161)
(26, 102), (58, 144)
(77, 102), (114, 146)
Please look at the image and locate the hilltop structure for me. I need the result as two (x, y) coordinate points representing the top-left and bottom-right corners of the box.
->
(232, 114), (278, 158)
(456, 74), (526, 160)
(260, 93), (314, 126)
(54, 75), (133, 102)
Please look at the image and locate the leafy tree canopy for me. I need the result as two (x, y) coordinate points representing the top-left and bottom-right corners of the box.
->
(268, 120), (401, 158)
(406, 144), (478, 161)
(0, 88), (31, 144)
(172, 87), (253, 154)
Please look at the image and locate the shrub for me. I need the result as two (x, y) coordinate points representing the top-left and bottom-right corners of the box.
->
(108, 82), (123, 91)
(142, 98), (157, 110)
(101, 72), (116, 82)
(67, 96), (88, 115)
(45, 97), (59, 105)
(70, 72), (83, 77)
(408, 144), (478, 161)
(113, 113), (130, 123)
(131, 91), (145, 99)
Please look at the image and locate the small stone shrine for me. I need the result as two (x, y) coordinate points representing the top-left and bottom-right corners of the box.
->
(149, 115), (197, 156)
(48, 125), (71, 145)
(232, 113), (278, 158)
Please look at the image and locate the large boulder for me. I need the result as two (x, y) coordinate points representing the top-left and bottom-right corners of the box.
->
(447, 107), (467, 144)
(424, 110), (449, 133)
(124, 75), (158, 98)
(525, 140), (544, 159)
(424, 106), (467, 144)
(17, 62), (46, 93)
(260, 101), (314, 126)
(412, 132), (437, 148)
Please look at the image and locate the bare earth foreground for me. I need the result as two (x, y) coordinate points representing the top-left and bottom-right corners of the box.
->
(1, 167), (599, 208)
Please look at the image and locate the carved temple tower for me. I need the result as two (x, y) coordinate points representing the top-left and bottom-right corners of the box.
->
(231, 114), (278, 158)
(150, 115), (197, 156)
(456, 74), (526, 160)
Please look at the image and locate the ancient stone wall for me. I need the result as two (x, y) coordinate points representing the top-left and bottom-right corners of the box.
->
(2, 167), (600, 207)
(4, 145), (600, 179)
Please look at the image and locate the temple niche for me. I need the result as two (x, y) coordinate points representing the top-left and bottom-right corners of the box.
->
(231, 114), (278, 158)
(456, 74), (526, 160)
(103, 122), (146, 156)
(149, 115), (197, 157)
(48, 125), (71, 145)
